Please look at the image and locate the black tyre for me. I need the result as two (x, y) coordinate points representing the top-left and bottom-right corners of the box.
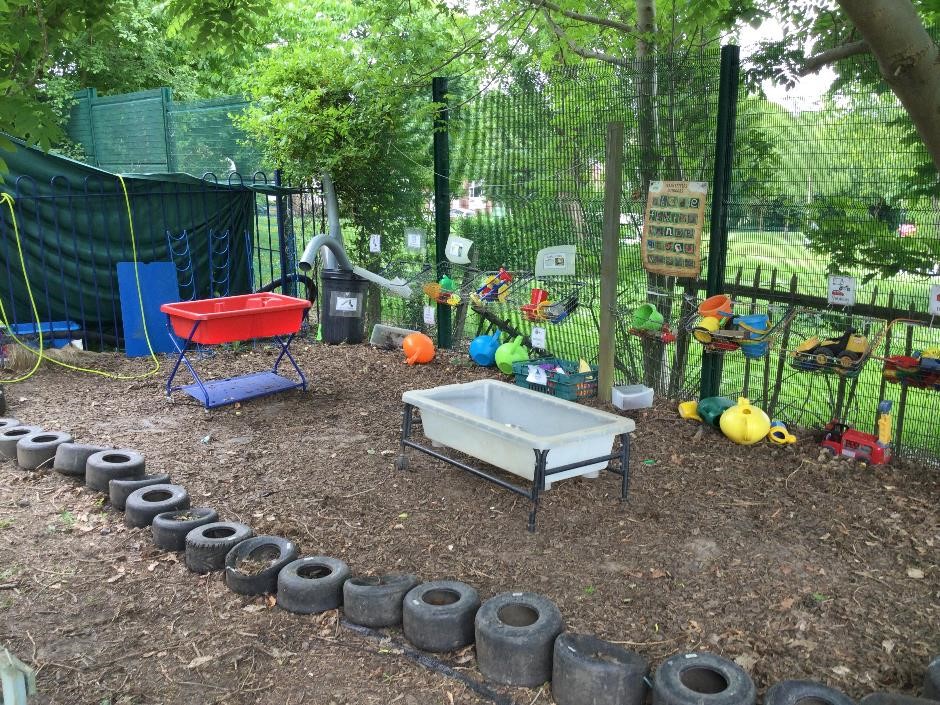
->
(152, 508), (219, 552)
(343, 573), (420, 628)
(0, 426), (42, 461)
(16, 431), (73, 470)
(54, 443), (110, 477)
(766, 681), (855, 705)
(276, 556), (350, 615)
(109, 473), (171, 511)
(186, 522), (254, 574)
(85, 449), (145, 492)
(552, 632), (649, 705)
(0, 388), (5, 415)
(926, 655), (940, 701)
(224, 535), (299, 596)
(0, 418), (21, 432)
(402, 580), (480, 653)
(124, 484), (189, 528)
(475, 591), (564, 687)
(653, 652), (756, 705)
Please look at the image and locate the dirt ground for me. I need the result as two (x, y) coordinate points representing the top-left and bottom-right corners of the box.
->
(0, 341), (938, 705)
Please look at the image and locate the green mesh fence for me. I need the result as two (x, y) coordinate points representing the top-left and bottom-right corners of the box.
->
(389, 47), (939, 465)
(168, 97), (266, 178)
(432, 49), (723, 388)
(712, 51), (940, 466)
(66, 88), (267, 177)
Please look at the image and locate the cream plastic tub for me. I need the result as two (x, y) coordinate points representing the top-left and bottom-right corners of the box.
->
(402, 380), (634, 487)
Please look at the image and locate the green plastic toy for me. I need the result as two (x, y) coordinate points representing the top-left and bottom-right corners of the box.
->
(494, 335), (529, 374)
(697, 396), (735, 428)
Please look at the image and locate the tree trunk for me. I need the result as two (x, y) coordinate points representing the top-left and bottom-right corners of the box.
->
(635, 0), (659, 188)
(635, 0), (662, 386)
(836, 0), (940, 171)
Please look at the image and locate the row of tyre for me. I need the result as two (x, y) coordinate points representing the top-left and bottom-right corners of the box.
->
(3, 416), (939, 705)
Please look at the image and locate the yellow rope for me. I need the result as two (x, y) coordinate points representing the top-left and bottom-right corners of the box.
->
(0, 176), (160, 382)
(0, 193), (44, 382)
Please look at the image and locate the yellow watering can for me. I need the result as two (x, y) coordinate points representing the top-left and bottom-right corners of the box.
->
(719, 397), (770, 445)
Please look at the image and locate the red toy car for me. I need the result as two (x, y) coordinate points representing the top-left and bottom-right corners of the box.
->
(820, 420), (890, 464)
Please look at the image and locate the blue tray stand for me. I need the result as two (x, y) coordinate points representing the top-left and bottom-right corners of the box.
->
(164, 317), (307, 409)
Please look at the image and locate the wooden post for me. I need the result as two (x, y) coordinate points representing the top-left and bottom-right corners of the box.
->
(599, 122), (625, 404)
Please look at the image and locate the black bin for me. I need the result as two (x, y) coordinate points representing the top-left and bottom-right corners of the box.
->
(320, 269), (368, 344)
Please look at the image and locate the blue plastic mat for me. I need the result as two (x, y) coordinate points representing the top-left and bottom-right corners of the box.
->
(117, 261), (181, 357)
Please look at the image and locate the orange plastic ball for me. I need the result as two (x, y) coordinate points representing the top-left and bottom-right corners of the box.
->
(402, 333), (435, 365)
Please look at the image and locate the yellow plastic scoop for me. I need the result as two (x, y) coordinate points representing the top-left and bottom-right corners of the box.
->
(678, 401), (702, 422)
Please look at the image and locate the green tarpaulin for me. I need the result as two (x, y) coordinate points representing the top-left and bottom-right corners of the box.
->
(0, 137), (289, 348)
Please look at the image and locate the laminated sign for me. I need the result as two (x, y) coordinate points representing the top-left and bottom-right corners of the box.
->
(641, 181), (708, 278)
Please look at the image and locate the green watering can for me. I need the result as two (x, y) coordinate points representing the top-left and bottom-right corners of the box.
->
(495, 335), (529, 374)
(698, 396), (735, 428)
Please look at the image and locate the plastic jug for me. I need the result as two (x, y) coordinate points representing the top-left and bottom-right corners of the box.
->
(494, 335), (529, 374)
(719, 397), (770, 445)
(469, 331), (502, 367)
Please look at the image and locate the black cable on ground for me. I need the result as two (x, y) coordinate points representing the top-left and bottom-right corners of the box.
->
(339, 619), (518, 705)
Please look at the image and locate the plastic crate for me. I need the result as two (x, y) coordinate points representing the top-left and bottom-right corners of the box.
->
(512, 357), (599, 401)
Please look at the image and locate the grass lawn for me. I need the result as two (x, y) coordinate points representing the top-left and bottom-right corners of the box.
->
(720, 230), (936, 309)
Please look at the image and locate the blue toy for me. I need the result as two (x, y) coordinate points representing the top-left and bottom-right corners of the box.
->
(469, 331), (502, 367)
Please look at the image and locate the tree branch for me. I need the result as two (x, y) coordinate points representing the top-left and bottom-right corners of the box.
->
(528, 0), (635, 35)
(541, 8), (631, 68)
(799, 40), (869, 75)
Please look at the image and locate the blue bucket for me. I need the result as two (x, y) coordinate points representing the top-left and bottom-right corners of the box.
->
(740, 340), (769, 359)
(734, 314), (769, 341)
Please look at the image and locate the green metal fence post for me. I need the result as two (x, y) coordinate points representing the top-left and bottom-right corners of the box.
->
(700, 44), (741, 399)
(432, 77), (452, 349)
(273, 168), (294, 296)
(162, 87), (178, 173)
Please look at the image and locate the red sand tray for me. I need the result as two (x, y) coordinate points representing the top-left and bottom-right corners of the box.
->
(161, 293), (311, 345)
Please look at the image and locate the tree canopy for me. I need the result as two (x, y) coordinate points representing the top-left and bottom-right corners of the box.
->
(3, 0), (939, 283)
(0, 0), (272, 167)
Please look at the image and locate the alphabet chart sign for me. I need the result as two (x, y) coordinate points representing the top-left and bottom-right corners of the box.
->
(641, 181), (708, 278)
